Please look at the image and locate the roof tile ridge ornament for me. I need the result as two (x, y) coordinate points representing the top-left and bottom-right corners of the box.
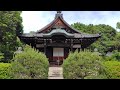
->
(57, 11), (61, 13)
(55, 11), (63, 19)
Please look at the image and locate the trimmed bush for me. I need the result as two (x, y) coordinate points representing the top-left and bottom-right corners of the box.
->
(63, 50), (107, 79)
(10, 45), (49, 79)
(0, 63), (11, 79)
(103, 60), (120, 79)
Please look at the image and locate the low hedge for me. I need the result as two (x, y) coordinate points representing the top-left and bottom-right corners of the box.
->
(63, 50), (107, 79)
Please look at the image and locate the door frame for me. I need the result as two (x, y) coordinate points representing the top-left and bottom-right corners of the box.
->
(53, 48), (64, 61)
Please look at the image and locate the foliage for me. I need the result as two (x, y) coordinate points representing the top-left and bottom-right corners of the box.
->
(63, 50), (107, 79)
(116, 22), (120, 29)
(0, 11), (23, 62)
(104, 56), (116, 61)
(110, 50), (120, 61)
(0, 52), (4, 61)
(71, 23), (117, 55)
(16, 37), (24, 48)
(104, 50), (120, 61)
(0, 63), (11, 79)
(114, 32), (120, 51)
(10, 45), (49, 79)
(103, 61), (120, 79)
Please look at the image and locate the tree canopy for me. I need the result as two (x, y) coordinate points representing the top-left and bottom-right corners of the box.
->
(116, 22), (120, 29)
(71, 22), (118, 55)
(0, 11), (23, 62)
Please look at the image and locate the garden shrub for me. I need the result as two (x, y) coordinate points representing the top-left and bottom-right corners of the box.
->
(63, 50), (107, 79)
(103, 60), (120, 79)
(0, 63), (11, 79)
(10, 45), (49, 79)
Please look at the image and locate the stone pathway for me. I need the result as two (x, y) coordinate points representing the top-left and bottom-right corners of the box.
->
(48, 66), (63, 79)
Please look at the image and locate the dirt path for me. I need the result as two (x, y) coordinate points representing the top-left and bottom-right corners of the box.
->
(48, 67), (63, 79)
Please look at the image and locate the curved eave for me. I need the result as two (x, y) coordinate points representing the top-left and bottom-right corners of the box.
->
(19, 33), (43, 38)
(19, 33), (101, 39)
(80, 36), (100, 48)
(74, 33), (101, 39)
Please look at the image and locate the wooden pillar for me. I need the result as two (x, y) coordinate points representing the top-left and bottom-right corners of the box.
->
(44, 39), (46, 54)
(71, 39), (73, 52)
(34, 36), (37, 48)
(78, 40), (81, 52)
(50, 39), (52, 43)
(78, 48), (80, 52)
(80, 39), (82, 51)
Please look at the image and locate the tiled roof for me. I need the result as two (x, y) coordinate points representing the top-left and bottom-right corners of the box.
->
(21, 11), (101, 39)
(21, 29), (101, 39)
(36, 11), (81, 34)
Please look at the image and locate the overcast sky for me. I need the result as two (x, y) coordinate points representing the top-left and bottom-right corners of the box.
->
(21, 11), (120, 33)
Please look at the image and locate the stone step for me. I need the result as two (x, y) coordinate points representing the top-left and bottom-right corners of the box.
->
(48, 77), (63, 79)
(49, 74), (63, 77)
(48, 67), (63, 79)
(50, 74), (62, 76)
(49, 75), (63, 77)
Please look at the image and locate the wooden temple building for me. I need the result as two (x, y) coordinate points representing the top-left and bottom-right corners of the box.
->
(19, 11), (101, 65)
